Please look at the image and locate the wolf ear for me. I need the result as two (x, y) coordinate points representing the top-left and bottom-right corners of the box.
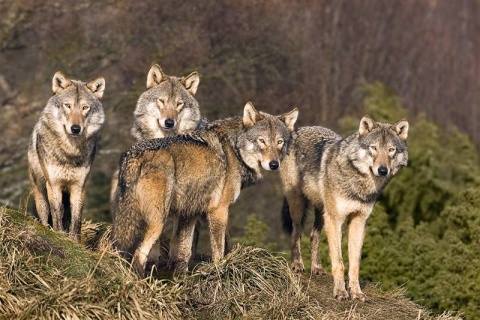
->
(182, 71), (200, 95)
(393, 120), (409, 140)
(146, 64), (165, 89)
(52, 71), (72, 93)
(87, 77), (106, 99)
(243, 101), (260, 128)
(359, 116), (376, 136)
(279, 107), (299, 131)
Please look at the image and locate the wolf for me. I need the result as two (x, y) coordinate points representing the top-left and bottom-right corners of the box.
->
(113, 102), (298, 275)
(280, 116), (408, 301)
(109, 63), (203, 264)
(28, 71), (106, 240)
(110, 63), (202, 202)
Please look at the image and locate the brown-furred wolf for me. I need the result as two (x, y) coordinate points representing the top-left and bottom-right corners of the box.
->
(109, 63), (203, 264)
(280, 116), (409, 301)
(113, 102), (298, 275)
(28, 71), (106, 240)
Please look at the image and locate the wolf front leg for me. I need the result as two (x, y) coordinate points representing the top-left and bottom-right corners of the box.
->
(207, 206), (229, 263)
(284, 192), (307, 273)
(168, 214), (198, 271)
(324, 205), (349, 300)
(31, 182), (50, 226)
(69, 183), (85, 241)
(348, 213), (369, 302)
(46, 182), (64, 231)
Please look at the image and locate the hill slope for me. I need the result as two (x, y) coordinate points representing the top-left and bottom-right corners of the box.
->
(0, 208), (459, 320)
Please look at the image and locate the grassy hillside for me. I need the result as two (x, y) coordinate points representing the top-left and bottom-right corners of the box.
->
(0, 207), (459, 320)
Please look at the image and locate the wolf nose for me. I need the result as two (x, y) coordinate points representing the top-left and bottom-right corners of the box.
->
(269, 160), (279, 170)
(165, 118), (175, 128)
(378, 166), (388, 176)
(71, 125), (81, 135)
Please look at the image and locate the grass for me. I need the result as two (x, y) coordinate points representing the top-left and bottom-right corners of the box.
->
(0, 207), (462, 319)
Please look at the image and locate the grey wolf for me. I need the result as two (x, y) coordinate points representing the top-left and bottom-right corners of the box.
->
(280, 116), (409, 301)
(28, 71), (106, 240)
(131, 63), (201, 140)
(113, 102), (298, 275)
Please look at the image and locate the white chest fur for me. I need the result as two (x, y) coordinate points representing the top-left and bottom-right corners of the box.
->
(335, 196), (374, 217)
(46, 163), (90, 185)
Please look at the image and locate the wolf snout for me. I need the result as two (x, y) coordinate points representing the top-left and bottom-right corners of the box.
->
(70, 124), (82, 135)
(269, 160), (279, 170)
(378, 165), (388, 176)
(164, 118), (175, 129)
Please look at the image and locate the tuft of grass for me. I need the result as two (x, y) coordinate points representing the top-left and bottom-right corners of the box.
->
(178, 245), (322, 319)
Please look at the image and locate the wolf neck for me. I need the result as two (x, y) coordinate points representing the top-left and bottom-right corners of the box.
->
(209, 117), (261, 186)
(333, 134), (388, 203)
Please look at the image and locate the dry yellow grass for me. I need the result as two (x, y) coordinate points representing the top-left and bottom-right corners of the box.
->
(0, 208), (462, 320)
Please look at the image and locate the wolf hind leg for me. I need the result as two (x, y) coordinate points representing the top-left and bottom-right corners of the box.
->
(284, 191), (307, 273)
(32, 183), (50, 226)
(310, 205), (325, 275)
(168, 214), (198, 272)
(131, 173), (172, 276)
(109, 169), (119, 212)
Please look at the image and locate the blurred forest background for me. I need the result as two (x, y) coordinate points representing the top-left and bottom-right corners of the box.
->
(1, 0), (480, 318)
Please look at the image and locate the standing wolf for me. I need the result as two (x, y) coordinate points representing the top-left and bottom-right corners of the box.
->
(113, 102), (298, 275)
(280, 116), (409, 301)
(109, 63), (202, 264)
(28, 71), (106, 240)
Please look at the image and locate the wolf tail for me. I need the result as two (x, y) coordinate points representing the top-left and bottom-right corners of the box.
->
(281, 198), (294, 234)
(112, 155), (143, 258)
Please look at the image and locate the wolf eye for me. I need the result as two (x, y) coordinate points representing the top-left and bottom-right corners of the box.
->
(258, 138), (266, 145)
(277, 139), (284, 145)
(389, 147), (396, 153)
(157, 98), (165, 105)
(64, 103), (71, 109)
(82, 105), (90, 111)
(369, 145), (377, 152)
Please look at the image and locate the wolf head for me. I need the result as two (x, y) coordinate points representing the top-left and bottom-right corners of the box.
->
(45, 71), (105, 138)
(351, 115), (409, 178)
(134, 64), (201, 137)
(238, 102), (299, 172)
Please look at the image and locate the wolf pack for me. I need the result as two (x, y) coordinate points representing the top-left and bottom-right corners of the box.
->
(28, 64), (409, 302)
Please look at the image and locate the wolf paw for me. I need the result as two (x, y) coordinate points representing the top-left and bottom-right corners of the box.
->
(174, 261), (189, 273)
(132, 256), (146, 277)
(290, 260), (305, 273)
(350, 289), (367, 302)
(310, 264), (325, 275)
(68, 232), (80, 242)
(333, 287), (349, 301)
